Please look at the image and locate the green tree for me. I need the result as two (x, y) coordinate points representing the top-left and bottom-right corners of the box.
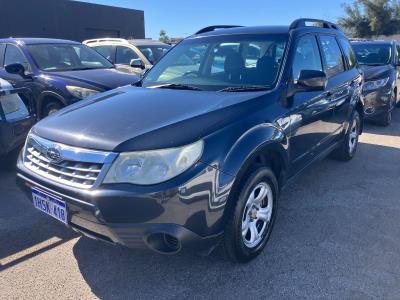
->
(159, 30), (170, 44)
(339, 0), (400, 37)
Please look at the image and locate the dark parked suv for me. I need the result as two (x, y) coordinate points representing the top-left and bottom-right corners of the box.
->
(0, 38), (138, 118)
(351, 40), (400, 126)
(17, 19), (364, 262)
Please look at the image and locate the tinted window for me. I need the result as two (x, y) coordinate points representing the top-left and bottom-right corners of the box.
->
(0, 44), (5, 67)
(93, 45), (116, 63)
(319, 36), (345, 77)
(352, 43), (392, 66)
(115, 46), (139, 65)
(4, 44), (29, 70)
(0, 92), (29, 121)
(137, 45), (171, 64)
(27, 44), (113, 71)
(292, 35), (322, 80)
(143, 34), (288, 91)
(210, 43), (240, 74)
(339, 37), (357, 69)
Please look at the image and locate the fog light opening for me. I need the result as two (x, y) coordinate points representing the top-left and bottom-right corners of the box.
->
(147, 233), (181, 254)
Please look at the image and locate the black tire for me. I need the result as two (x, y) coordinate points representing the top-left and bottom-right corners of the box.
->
(0, 146), (21, 172)
(379, 110), (392, 127)
(222, 166), (279, 263)
(42, 101), (63, 118)
(331, 111), (361, 161)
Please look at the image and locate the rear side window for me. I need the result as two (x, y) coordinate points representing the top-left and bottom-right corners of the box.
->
(319, 36), (345, 77)
(4, 44), (30, 70)
(93, 45), (116, 63)
(339, 37), (357, 69)
(292, 35), (322, 80)
(115, 46), (139, 65)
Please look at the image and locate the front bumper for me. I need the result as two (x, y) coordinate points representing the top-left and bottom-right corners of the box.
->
(363, 86), (393, 120)
(16, 155), (230, 255)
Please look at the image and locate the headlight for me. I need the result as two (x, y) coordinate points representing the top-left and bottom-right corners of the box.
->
(104, 140), (204, 185)
(363, 77), (390, 91)
(66, 86), (100, 99)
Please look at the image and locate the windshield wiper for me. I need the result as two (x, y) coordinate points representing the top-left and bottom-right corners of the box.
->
(218, 85), (271, 92)
(152, 83), (203, 91)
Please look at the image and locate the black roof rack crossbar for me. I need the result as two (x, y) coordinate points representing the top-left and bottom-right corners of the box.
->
(195, 25), (243, 35)
(290, 18), (340, 30)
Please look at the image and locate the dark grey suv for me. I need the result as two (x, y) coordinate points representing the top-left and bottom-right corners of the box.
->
(352, 40), (400, 126)
(17, 19), (364, 262)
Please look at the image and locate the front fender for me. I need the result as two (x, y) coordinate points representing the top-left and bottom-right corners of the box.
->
(222, 123), (288, 176)
(212, 123), (289, 201)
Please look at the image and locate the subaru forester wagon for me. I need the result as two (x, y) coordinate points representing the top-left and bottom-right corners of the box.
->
(17, 19), (364, 262)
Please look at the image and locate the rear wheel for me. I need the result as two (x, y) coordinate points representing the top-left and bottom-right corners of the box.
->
(222, 166), (278, 263)
(331, 111), (360, 161)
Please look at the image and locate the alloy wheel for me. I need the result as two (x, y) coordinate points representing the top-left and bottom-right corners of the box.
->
(241, 182), (273, 248)
(348, 117), (359, 154)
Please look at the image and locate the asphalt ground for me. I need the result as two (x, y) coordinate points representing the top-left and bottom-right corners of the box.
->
(1, 110), (400, 299)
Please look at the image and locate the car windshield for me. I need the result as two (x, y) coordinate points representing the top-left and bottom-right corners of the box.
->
(352, 43), (392, 65)
(137, 45), (171, 64)
(142, 34), (288, 91)
(27, 43), (114, 72)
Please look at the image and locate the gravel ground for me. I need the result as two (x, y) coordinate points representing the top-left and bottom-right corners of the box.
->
(1, 111), (400, 300)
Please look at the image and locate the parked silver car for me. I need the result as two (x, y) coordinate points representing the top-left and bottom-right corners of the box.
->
(83, 38), (171, 74)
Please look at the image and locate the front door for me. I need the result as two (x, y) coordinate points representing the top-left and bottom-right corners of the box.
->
(288, 34), (333, 174)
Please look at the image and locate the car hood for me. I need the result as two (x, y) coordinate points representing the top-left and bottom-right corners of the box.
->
(359, 64), (393, 81)
(44, 68), (139, 91)
(32, 86), (269, 152)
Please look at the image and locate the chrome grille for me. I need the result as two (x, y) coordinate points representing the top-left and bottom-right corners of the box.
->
(23, 134), (116, 189)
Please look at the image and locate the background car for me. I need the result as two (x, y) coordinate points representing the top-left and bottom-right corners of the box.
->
(351, 40), (400, 126)
(83, 38), (171, 74)
(0, 38), (139, 118)
(0, 78), (35, 158)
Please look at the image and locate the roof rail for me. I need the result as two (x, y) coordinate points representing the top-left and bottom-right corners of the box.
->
(290, 18), (340, 30)
(83, 38), (127, 44)
(195, 25), (243, 35)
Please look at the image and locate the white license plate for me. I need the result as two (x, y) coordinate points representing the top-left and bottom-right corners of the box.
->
(32, 188), (68, 224)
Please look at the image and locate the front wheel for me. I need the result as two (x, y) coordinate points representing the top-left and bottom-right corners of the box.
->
(379, 110), (392, 127)
(331, 111), (361, 161)
(42, 101), (63, 119)
(222, 166), (278, 263)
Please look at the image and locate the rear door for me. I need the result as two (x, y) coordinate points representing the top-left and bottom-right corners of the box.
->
(318, 35), (360, 140)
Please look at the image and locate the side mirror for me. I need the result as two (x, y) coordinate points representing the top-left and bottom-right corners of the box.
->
(130, 58), (145, 69)
(296, 70), (327, 91)
(5, 63), (31, 79)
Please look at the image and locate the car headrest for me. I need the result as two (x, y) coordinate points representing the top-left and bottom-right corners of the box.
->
(224, 52), (245, 74)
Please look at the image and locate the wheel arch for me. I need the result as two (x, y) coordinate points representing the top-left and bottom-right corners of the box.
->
(218, 124), (290, 205)
(37, 91), (67, 119)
